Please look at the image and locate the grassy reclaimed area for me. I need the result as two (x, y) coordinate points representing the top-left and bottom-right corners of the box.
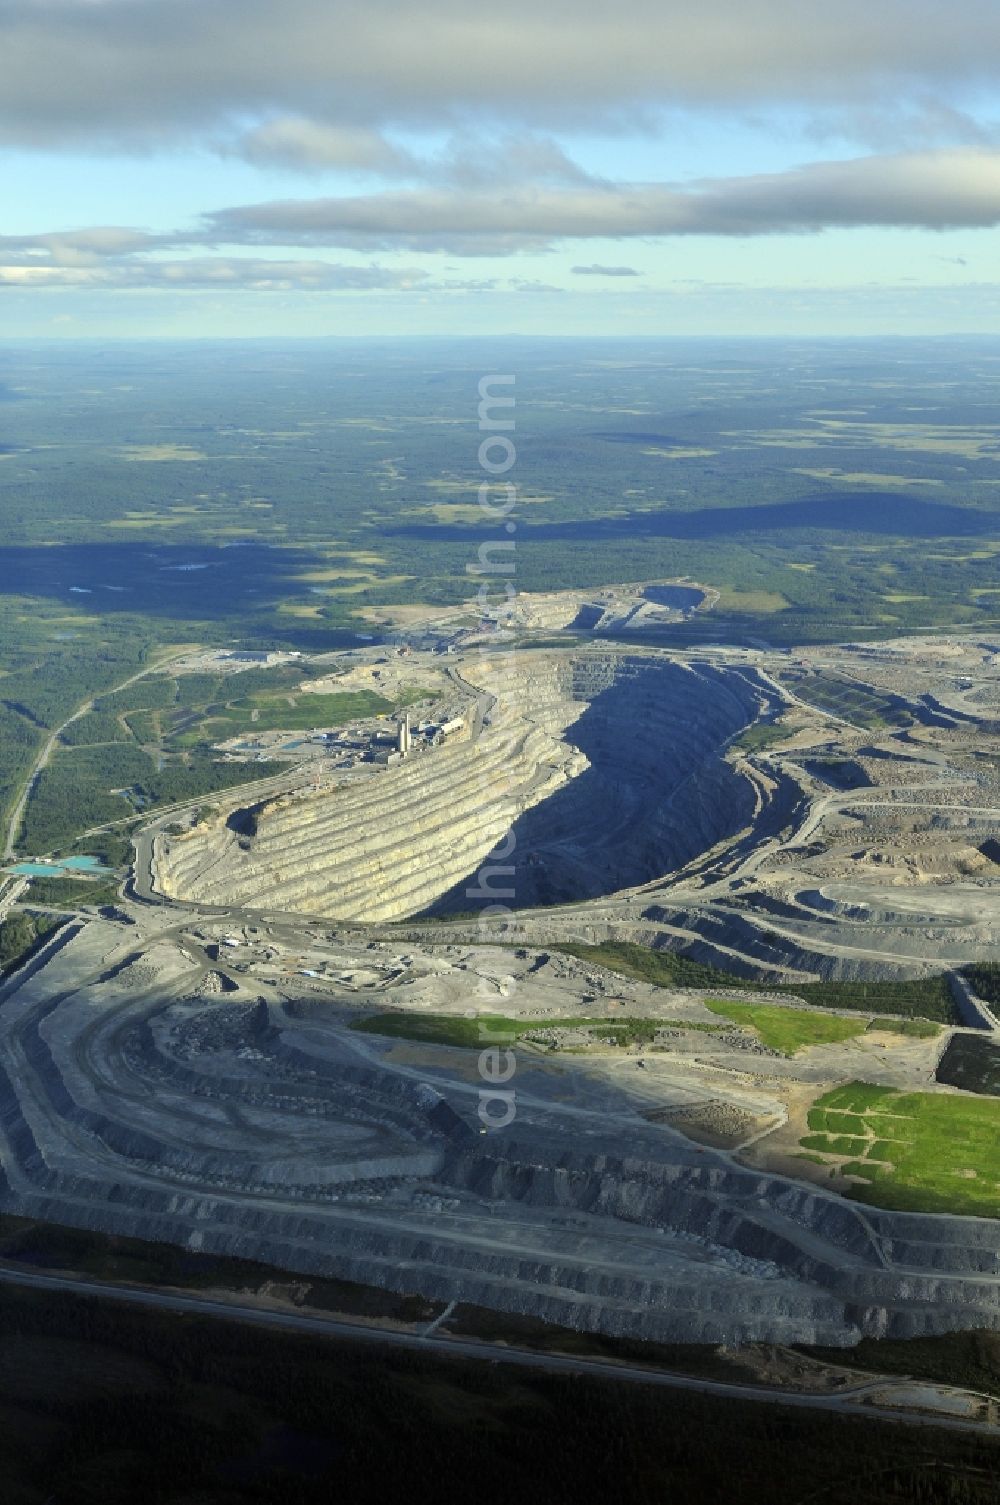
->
(774, 670), (913, 729)
(732, 721), (793, 753)
(554, 941), (959, 1024)
(170, 687), (406, 745)
(868, 1015), (941, 1038)
(704, 1000), (867, 1055)
(350, 1009), (898, 1053)
(701, 1006), (939, 1057)
(802, 1081), (1000, 1218)
(351, 1013), (688, 1049)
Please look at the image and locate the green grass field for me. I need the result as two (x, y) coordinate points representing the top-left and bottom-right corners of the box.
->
(172, 687), (402, 744)
(801, 1081), (1000, 1217)
(351, 1011), (723, 1050)
(355, 999), (940, 1059)
(704, 1000), (867, 1054)
(806, 1109), (867, 1135)
(801, 1134), (869, 1157)
(732, 721), (792, 753)
(867, 1015), (941, 1039)
(352, 1012), (656, 1049)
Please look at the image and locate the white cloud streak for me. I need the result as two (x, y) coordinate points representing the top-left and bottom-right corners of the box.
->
(203, 150), (1000, 252)
(5, 149), (999, 295)
(0, 255), (433, 292)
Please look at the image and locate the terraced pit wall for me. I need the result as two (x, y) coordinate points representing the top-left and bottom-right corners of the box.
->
(156, 654), (776, 921)
(4, 922), (1000, 1350)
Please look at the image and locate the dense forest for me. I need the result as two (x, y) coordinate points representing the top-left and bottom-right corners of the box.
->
(0, 910), (58, 973)
(1, 1282), (998, 1505)
(557, 941), (960, 1023)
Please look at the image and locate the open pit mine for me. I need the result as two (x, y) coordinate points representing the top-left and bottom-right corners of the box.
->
(5, 589), (1000, 1348)
(153, 652), (787, 921)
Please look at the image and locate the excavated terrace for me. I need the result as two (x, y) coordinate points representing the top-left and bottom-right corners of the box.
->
(7, 621), (1000, 1350)
(2, 919), (1000, 1347)
(155, 653), (782, 921)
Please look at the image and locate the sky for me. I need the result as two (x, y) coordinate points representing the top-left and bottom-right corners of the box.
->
(2, 0), (1000, 337)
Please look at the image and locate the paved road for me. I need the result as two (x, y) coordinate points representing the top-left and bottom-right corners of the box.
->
(1, 1265), (996, 1437)
(4, 720), (75, 863)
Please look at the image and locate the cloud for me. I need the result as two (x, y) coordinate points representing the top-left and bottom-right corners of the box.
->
(202, 149), (1000, 252)
(2, 1), (1000, 149)
(572, 264), (640, 276)
(231, 120), (420, 175)
(229, 120), (597, 188)
(801, 99), (1000, 152)
(430, 135), (598, 189)
(5, 145), (998, 295)
(0, 256), (433, 292)
(5, 146), (999, 297)
(0, 229), (161, 266)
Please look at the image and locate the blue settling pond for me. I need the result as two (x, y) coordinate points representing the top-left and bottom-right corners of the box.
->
(8, 855), (114, 878)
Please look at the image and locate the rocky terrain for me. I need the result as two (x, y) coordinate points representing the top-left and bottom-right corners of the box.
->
(151, 620), (1000, 985)
(156, 652), (779, 921)
(6, 600), (1000, 1348)
(0, 910), (998, 1348)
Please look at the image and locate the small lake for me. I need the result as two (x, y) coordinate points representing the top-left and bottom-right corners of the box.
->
(643, 584), (707, 611)
(8, 855), (114, 878)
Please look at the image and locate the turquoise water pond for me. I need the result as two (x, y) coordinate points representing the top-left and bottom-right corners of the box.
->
(8, 855), (113, 878)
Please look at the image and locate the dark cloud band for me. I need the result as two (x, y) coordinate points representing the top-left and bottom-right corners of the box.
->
(1, 1), (1000, 147)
